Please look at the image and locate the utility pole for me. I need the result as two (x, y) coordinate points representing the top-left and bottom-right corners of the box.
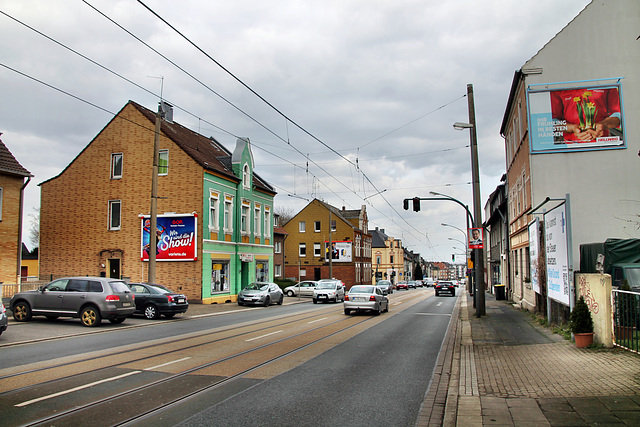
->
(148, 106), (161, 285)
(467, 83), (485, 317)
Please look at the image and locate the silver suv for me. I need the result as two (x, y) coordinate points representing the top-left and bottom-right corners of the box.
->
(10, 277), (135, 327)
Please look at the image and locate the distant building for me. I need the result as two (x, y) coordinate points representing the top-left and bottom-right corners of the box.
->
(39, 101), (276, 303)
(369, 227), (405, 284)
(0, 136), (32, 285)
(283, 199), (372, 288)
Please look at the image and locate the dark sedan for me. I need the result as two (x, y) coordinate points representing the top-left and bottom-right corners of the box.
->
(127, 283), (189, 319)
(435, 281), (456, 297)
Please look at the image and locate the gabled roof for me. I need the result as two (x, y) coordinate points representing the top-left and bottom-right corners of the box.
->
(0, 135), (32, 178)
(369, 228), (389, 248)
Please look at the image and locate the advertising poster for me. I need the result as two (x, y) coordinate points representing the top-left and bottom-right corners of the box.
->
(141, 213), (198, 261)
(468, 228), (483, 250)
(544, 205), (569, 305)
(528, 218), (541, 295)
(324, 241), (353, 263)
(528, 84), (624, 154)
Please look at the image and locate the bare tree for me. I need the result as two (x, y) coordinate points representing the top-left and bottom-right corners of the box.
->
(274, 206), (296, 226)
(28, 207), (39, 249)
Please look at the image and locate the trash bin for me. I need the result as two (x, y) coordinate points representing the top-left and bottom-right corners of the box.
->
(494, 284), (506, 300)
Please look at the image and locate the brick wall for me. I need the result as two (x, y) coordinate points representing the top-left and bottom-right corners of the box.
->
(0, 175), (24, 284)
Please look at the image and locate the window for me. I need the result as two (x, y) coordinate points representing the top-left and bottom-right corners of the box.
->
(0, 187), (3, 221)
(211, 260), (230, 293)
(314, 221), (321, 232)
(241, 203), (250, 234)
(256, 261), (268, 282)
(109, 200), (121, 230)
(330, 220), (336, 231)
(224, 197), (233, 232)
(254, 205), (261, 236)
(299, 243), (306, 257)
(209, 192), (219, 231)
(299, 221), (306, 233)
(264, 207), (271, 237)
(158, 149), (168, 175)
(390, 255), (394, 264)
(274, 241), (282, 254)
(111, 153), (123, 179)
(274, 264), (282, 277)
(314, 243), (321, 257)
(243, 164), (250, 189)
(376, 255), (382, 265)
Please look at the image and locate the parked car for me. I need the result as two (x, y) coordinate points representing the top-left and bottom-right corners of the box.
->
(237, 282), (284, 306)
(284, 280), (318, 297)
(435, 281), (456, 297)
(9, 277), (135, 327)
(344, 285), (389, 315)
(313, 280), (345, 303)
(127, 282), (188, 319)
(0, 302), (7, 336)
(396, 281), (409, 290)
(375, 279), (393, 295)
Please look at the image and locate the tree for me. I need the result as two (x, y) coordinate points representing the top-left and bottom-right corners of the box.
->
(28, 207), (39, 249)
(274, 206), (296, 226)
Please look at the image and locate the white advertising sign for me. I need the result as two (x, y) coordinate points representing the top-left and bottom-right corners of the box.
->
(529, 218), (541, 295)
(544, 205), (570, 305)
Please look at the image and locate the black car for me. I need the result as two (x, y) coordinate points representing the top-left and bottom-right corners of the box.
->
(127, 283), (189, 319)
(435, 281), (456, 297)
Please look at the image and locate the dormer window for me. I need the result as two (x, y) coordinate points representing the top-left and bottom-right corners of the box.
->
(243, 164), (250, 189)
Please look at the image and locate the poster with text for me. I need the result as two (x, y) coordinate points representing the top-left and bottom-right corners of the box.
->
(324, 241), (353, 262)
(528, 84), (624, 154)
(141, 213), (198, 261)
(528, 218), (541, 295)
(544, 205), (569, 305)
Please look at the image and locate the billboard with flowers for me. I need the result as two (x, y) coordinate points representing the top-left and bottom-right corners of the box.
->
(140, 213), (198, 261)
(527, 83), (624, 154)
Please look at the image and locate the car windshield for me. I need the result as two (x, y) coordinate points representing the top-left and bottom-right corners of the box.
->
(245, 283), (269, 291)
(377, 281), (390, 286)
(316, 283), (336, 290)
(350, 286), (374, 294)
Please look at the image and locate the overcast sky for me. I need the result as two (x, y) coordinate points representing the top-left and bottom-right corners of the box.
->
(1, 0), (590, 260)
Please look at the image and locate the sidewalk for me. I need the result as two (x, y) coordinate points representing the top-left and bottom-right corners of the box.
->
(421, 292), (640, 426)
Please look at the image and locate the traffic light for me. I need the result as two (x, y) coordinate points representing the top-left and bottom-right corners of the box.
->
(403, 199), (409, 210)
(412, 197), (420, 212)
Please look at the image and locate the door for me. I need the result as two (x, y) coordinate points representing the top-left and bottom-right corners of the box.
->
(108, 259), (120, 279)
(34, 279), (70, 313)
(61, 279), (90, 314)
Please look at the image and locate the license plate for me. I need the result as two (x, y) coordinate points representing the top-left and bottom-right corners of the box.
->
(318, 295), (327, 299)
(356, 297), (367, 301)
(123, 302), (131, 307)
(177, 298), (185, 303)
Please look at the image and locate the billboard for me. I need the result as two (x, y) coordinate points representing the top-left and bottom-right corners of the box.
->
(141, 213), (198, 261)
(528, 218), (541, 295)
(324, 241), (352, 263)
(544, 205), (569, 306)
(468, 228), (483, 250)
(527, 84), (624, 154)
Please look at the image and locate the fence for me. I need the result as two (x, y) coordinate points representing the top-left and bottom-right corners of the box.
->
(1, 282), (47, 301)
(612, 289), (640, 353)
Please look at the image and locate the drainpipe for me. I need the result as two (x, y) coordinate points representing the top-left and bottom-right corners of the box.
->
(17, 176), (32, 283)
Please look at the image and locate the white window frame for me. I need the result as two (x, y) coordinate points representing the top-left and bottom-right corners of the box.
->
(241, 202), (250, 235)
(299, 243), (306, 257)
(108, 200), (121, 230)
(158, 149), (169, 176)
(224, 196), (234, 233)
(274, 264), (282, 277)
(111, 153), (123, 179)
(274, 241), (282, 254)
(243, 164), (250, 189)
(209, 191), (220, 231)
(314, 221), (321, 232)
(314, 243), (321, 257)
(254, 204), (261, 237)
(264, 207), (271, 238)
(330, 220), (336, 232)
(299, 221), (306, 233)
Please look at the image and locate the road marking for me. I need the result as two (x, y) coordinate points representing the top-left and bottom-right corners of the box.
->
(437, 302), (443, 307)
(15, 371), (141, 407)
(308, 317), (328, 324)
(246, 330), (283, 342)
(145, 357), (191, 371)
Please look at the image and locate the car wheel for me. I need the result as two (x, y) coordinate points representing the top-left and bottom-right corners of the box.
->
(313, 299), (317, 304)
(109, 317), (126, 324)
(144, 304), (160, 319)
(384, 302), (389, 313)
(344, 309), (350, 315)
(286, 290), (295, 297)
(277, 295), (284, 305)
(13, 301), (32, 322)
(374, 305), (381, 316)
(238, 301), (244, 306)
(263, 296), (271, 307)
(80, 306), (102, 327)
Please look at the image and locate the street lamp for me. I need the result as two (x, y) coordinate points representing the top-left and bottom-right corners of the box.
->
(453, 83), (485, 317)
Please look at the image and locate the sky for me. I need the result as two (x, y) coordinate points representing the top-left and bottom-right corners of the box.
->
(0, 0), (591, 260)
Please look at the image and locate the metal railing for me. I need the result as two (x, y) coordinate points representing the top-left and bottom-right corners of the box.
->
(612, 289), (640, 353)
(1, 282), (47, 300)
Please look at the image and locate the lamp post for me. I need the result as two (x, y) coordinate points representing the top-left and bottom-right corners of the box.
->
(453, 83), (485, 317)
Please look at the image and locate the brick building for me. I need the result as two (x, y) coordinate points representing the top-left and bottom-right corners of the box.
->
(0, 136), (32, 285)
(39, 101), (276, 303)
(283, 199), (371, 288)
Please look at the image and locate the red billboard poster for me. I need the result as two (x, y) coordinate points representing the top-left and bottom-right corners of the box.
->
(141, 213), (198, 261)
(528, 83), (624, 153)
(468, 228), (483, 250)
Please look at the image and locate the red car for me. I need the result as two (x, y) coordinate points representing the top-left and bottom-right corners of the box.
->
(396, 281), (409, 290)
(435, 281), (456, 297)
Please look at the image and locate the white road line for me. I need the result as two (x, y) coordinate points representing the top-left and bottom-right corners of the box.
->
(437, 302), (443, 307)
(308, 317), (328, 324)
(145, 357), (191, 371)
(245, 330), (283, 342)
(15, 371), (141, 407)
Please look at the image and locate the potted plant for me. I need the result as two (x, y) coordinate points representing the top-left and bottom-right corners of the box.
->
(570, 295), (594, 348)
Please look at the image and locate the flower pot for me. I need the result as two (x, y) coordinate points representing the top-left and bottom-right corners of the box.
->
(574, 332), (594, 348)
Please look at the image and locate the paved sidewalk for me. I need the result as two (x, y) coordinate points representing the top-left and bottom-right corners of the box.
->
(419, 292), (640, 426)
